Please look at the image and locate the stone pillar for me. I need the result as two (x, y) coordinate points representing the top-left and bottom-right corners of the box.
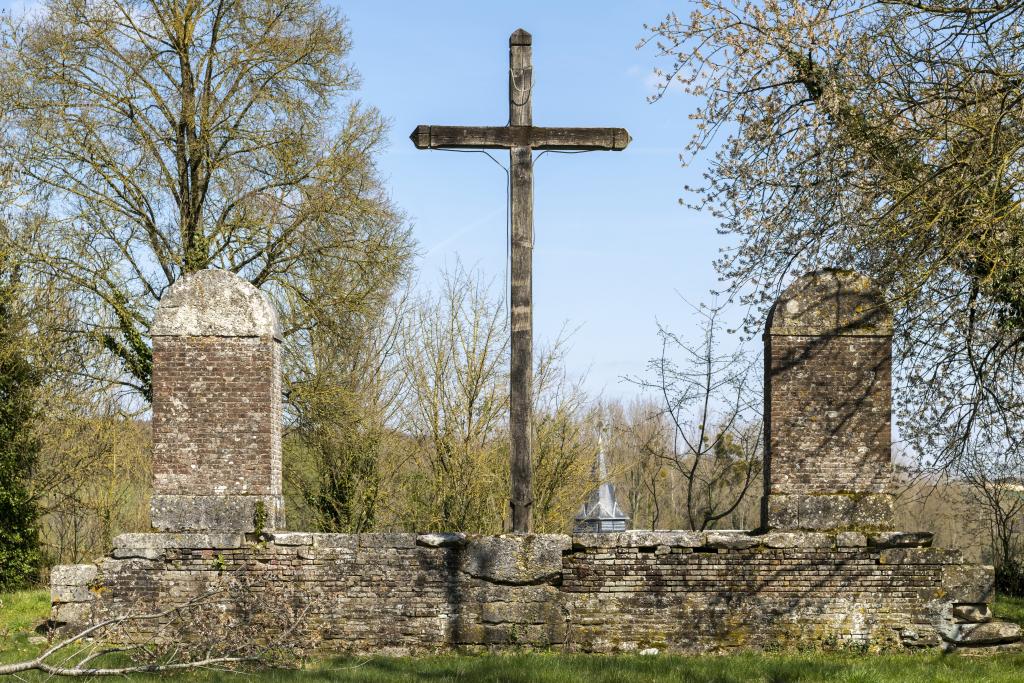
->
(149, 269), (284, 532)
(761, 269), (894, 531)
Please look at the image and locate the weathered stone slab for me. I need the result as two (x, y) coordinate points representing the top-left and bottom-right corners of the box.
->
(151, 494), (284, 533)
(836, 532), (868, 547)
(112, 547), (163, 560)
(941, 564), (995, 603)
(952, 604), (992, 623)
(357, 533), (417, 549)
(312, 534), (359, 549)
(879, 547), (963, 565)
(619, 531), (705, 548)
(50, 564), (98, 604)
(759, 532), (835, 549)
(417, 532), (468, 548)
(270, 532), (313, 546)
(944, 620), (1022, 646)
(113, 533), (245, 550)
(766, 493), (895, 532)
(573, 531), (706, 550)
(868, 531), (933, 548)
(50, 563), (97, 588)
(705, 531), (760, 550)
(461, 535), (569, 584)
(51, 583), (94, 604)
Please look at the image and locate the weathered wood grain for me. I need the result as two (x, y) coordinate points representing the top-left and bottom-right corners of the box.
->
(408, 125), (630, 151)
(508, 30), (534, 533)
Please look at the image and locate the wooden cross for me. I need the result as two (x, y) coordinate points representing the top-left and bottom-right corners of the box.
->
(411, 28), (630, 533)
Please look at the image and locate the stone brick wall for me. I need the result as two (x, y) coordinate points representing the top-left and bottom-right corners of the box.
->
(148, 269), (284, 532)
(52, 530), (997, 654)
(51, 267), (1015, 655)
(152, 336), (281, 497)
(763, 270), (895, 531)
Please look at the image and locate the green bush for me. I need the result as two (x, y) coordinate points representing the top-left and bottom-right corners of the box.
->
(0, 271), (41, 590)
(995, 560), (1024, 598)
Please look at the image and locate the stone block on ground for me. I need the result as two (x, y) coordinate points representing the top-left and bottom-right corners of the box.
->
(943, 620), (1022, 646)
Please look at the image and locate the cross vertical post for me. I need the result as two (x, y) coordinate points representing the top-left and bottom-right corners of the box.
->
(410, 29), (630, 534)
(508, 28), (534, 533)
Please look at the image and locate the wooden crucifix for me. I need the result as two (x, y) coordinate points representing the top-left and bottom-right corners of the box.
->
(411, 28), (630, 533)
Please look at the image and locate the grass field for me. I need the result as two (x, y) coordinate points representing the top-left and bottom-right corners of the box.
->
(5, 588), (1024, 681)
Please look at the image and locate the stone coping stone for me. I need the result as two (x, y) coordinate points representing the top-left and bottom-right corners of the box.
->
(110, 530), (945, 556)
(836, 532), (868, 547)
(572, 530), (843, 550)
(704, 532), (761, 550)
(417, 532), (468, 548)
(572, 531), (706, 549)
(758, 532), (835, 548)
(461, 535), (571, 585)
(767, 269), (892, 337)
(879, 547), (963, 565)
(868, 531), (933, 548)
(113, 533), (245, 550)
(151, 269), (282, 339)
(270, 532), (313, 546)
(309, 533), (419, 549)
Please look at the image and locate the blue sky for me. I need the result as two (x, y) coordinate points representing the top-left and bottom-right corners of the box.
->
(337, 1), (727, 401)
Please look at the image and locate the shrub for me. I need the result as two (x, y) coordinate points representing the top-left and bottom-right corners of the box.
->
(995, 560), (1024, 597)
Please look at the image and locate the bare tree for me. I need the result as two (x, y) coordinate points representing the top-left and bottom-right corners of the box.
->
(285, 286), (411, 533)
(633, 303), (762, 531)
(393, 265), (596, 533)
(955, 435), (1024, 571)
(530, 337), (600, 532)
(397, 266), (510, 532)
(603, 399), (669, 530)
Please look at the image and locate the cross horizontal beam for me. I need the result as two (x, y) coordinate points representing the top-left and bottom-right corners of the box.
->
(410, 125), (631, 151)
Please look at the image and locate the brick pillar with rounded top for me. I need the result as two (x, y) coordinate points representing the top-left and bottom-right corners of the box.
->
(761, 269), (895, 532)
(149, 269), (284, 532)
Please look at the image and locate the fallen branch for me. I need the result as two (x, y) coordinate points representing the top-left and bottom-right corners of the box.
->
(2, 565), (316, 677)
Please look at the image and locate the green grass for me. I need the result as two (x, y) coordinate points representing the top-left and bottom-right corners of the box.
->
(993, 594), (1024, 627)
(5, 589), (1024, 681)
(0, 588), (48, 635)
(0, 588), (51, 666)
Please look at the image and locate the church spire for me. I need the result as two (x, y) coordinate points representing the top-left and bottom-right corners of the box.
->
(574, 424), (629, 533)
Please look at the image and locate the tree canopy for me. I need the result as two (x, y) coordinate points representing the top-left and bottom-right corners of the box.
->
(646, 0), (1024, 472)
(0, 0), (412, 402)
